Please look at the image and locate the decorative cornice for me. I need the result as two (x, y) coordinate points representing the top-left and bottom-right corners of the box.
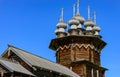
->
(57, 43), (97, 51)
(49, 36), (106, 52)
(57, 44), (71, 51)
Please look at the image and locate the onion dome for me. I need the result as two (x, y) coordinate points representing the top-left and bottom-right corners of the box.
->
(92, 12), (101, 32)
(92, 12), (101, 36)
(67, 3), (79, 35)
(55, 28), (59, 34)
(55, 8), (67, 30)
(84, 6), (95, 28)
(93, 25), (101, 36)
(55, 8), (67, 38)
(68, 18), (79, 34)
(84, 6), (95, 36)
(74, 0), (85, 24)
(55, 28), (67, 38)
(93, 25), (101, 32)
(68, 17), (79, 26)
(74, 14), (85, 24)
(56, 21), (67, 28)
(84, 19), (95, 27)
(55, 28), (65, 33)
(55, 28), (59, 33)
(68, 4), (79, 29)
(56, 8), (67, 29)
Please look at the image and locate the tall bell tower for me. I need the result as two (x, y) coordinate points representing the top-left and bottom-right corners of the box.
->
(49, 0), (107, 77)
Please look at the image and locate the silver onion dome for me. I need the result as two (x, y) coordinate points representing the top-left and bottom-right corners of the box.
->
(84, 6), (95, 27)
(74, 0), (85, 24)
(84, 19), (95, 27)
(56, 21), (67, 29)
(55, 28), (59, 34)
(93, 25), (101, 32)
(55, 28), (65, 34)
(56, 8), (67, 29)
(92, 12), (101, 32)
(68, 17), (79, 25)
(68, 3), (79, 26)
(74, 14), (85, 24)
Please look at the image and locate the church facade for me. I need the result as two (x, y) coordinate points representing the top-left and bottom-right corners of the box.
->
(0, 0), (107, 77)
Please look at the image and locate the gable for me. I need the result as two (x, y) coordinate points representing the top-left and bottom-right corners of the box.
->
(2, 49), (33, 73)
(0, 58), (35, 76)
(1, 45), (79, 77)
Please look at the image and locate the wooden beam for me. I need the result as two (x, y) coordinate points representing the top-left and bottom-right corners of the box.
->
(1, 72), (4, 77)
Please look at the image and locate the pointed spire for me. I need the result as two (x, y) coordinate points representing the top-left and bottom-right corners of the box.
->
(94, 11), (96, 24)
(76, 0), (80, 14)
(56, 8), (67, 29)
(74, 0), (85, 24)
(88, 6), (91, 20)
(60, 8), (64, 21)
(92, 11), (101, 36)
(73, 4), (76, 16)
(55, 8), (67, 37)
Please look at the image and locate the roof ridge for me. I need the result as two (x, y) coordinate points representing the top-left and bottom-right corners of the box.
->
(8, 44), (26, 51)
(8, 45), (75, 70)
(8, 44), (56, 64)
(7, 44), (79, 77)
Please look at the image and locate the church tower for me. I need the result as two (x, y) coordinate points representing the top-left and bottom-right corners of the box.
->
(49, 0), (107, 77)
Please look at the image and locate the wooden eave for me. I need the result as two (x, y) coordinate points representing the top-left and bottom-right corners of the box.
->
(71, 60), (108, 71)
(32, 65), (71, 77)
(0, 58), (35, 76)
(49, 35), (107, 51)
(1, 45), (79, 77)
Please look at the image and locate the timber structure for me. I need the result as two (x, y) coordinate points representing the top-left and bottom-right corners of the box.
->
(49, 0), (107, 77)
(0, 0), (107, 77)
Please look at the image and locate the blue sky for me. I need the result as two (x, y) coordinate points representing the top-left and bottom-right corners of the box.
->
(0, 0), (119, 77)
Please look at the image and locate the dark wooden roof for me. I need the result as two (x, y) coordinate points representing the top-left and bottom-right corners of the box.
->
(0, 57), (35, 76)
(49, 35), (107, 51)
(2, 45), (79, 77)
(71, 59), (108, 71)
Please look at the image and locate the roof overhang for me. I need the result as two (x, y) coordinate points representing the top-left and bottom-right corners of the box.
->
(71, 59), (108, 71)
(49, 35), (107, 51)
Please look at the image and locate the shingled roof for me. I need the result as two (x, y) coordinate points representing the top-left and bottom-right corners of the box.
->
(0, 58), (35, 76)
(2, 45), (79, 77)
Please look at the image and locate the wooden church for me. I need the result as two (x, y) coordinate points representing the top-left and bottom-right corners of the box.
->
(0, 0), (107, 77)
(0, 45), (79, 77)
